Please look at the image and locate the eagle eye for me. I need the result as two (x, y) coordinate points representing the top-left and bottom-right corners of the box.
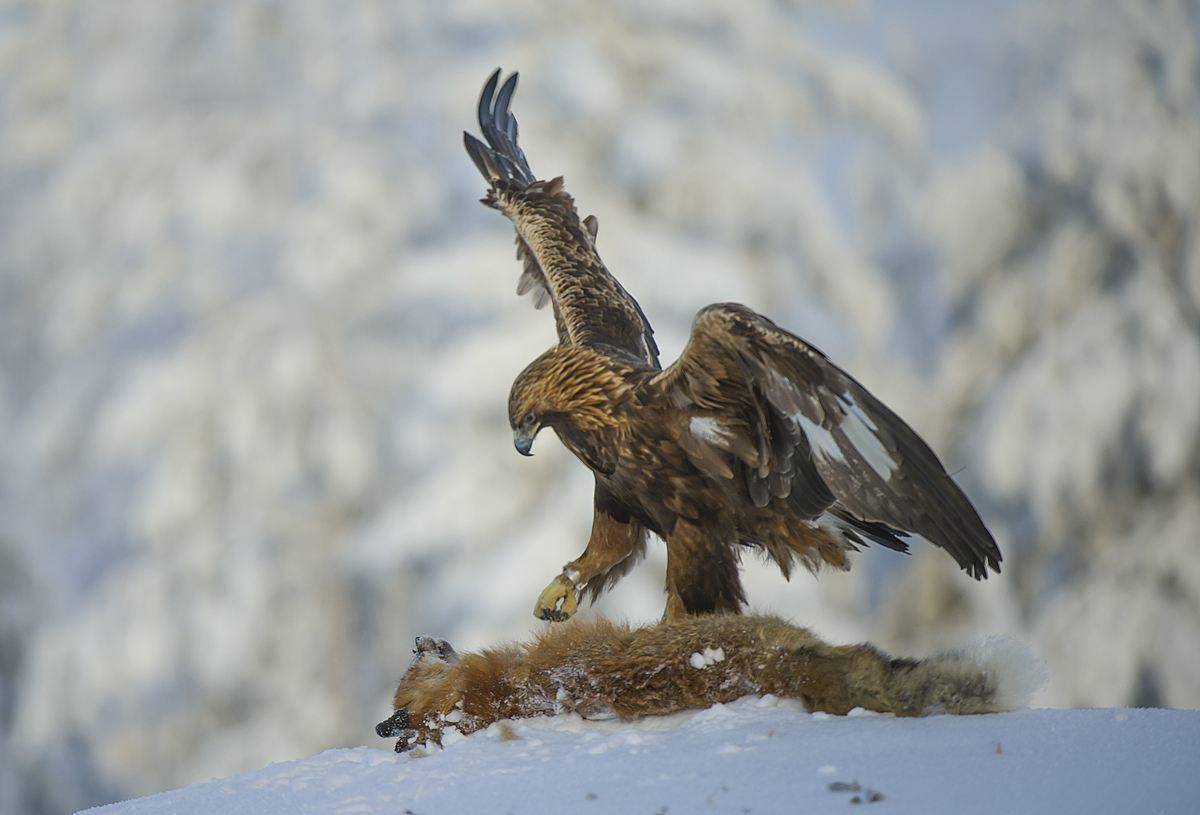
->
(521, 411), (536, 428)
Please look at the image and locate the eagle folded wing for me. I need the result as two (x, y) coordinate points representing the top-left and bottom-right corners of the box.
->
(464, 69), (659, 368)
(654, 303), (1002, 579)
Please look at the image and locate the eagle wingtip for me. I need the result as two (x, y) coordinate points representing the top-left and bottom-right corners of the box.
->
(970, 550), (1002, 580)
(466, 68), (535, 189)
(477, 68), (502, 130)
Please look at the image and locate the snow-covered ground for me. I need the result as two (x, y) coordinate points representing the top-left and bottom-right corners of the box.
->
(86, 702), (1200, 815)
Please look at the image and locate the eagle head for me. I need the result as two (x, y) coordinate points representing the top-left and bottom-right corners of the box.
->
(508, 346), (630, 458)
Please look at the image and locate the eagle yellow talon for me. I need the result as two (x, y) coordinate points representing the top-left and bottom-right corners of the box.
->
(534, 573), (580, 622)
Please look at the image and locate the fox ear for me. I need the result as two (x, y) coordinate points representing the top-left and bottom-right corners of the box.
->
(411, 636), (459, 665)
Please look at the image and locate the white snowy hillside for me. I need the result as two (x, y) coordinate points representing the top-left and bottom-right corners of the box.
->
(2, 0), (1199, 813)
(86, 703), (1200, 815)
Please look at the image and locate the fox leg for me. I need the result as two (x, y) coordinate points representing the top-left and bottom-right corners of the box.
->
(534, 484), (646, 621)
(662, 519), (745, 618)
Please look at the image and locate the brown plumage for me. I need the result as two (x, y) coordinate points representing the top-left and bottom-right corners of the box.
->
(464, 69), (1002, 621)
(376, 614), (1020, 752)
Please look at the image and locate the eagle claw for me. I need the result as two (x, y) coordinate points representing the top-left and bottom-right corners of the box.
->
(533, 572), (579, 622)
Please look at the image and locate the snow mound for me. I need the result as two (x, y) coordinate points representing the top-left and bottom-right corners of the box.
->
(83, 703), (1200, 815)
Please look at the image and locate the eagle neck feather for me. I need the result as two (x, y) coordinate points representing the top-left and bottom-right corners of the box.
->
(530, 346), (634, 432)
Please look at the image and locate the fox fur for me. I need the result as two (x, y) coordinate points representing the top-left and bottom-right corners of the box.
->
(377, 614), (1037, 752)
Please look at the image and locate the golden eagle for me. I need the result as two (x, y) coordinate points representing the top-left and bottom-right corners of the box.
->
(463, 69), (1001, 621)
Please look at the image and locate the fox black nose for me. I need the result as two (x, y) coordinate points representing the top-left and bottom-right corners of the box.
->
(375, 709), (409, 738)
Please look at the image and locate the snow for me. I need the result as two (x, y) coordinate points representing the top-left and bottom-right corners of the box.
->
(84, 704), (1200, 815)
(689, 647), (726, 669)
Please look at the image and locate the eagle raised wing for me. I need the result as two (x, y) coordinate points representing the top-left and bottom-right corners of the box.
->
(653, 303), (1001, 579)
(463, 69), (659, 368)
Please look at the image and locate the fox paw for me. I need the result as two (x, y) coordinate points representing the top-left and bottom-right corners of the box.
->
(375, 708), (445, 753)
(375, 709), (422, 752)
(533, 572), (580, 622)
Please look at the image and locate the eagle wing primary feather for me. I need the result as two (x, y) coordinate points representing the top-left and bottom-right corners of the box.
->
(654, 303), (1002, 579)
(464, 68), (659, 368)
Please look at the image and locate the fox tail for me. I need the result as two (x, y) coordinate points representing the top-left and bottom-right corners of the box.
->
(876, 635), (1047, 715)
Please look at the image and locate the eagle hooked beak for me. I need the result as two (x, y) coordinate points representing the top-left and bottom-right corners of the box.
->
(513, 423), (539, 457)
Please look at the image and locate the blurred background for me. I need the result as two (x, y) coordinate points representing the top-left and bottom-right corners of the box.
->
(1, 0), (1198, 811)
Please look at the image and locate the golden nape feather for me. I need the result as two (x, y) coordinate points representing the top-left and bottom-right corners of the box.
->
(464, 69), (1002, 622)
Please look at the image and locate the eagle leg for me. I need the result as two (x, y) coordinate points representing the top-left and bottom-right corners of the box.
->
(663, 519), (746, 618)
(533, 484), (648, 622)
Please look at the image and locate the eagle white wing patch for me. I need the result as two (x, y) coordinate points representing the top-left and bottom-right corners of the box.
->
(840, 398), (895, 480)
(795, 394), (896, 481)
(689, 416), (729, 444)
(794, 412), (841, 462)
